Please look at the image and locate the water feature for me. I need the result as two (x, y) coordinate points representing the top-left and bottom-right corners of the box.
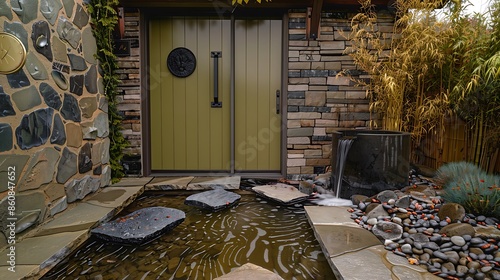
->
(42, 191), (335, 280)
(332, 136), (355, 198)
(331, 130), (411, 199)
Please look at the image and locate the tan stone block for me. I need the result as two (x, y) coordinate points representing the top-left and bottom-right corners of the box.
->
(306, 158), (331, 166)
(304, 149), (322, 158)
(288, 84), (309, 91)
(287, 120), (302, 128)
(320, 41), (345, 50)
(325, 62), (342, 70)
(299, 54), (321, 61)
(287, 167), (301, 174)
(327, 76), (351, 86)
(288, 153), (304, 159)
(309, 77), (326, 85)
(289, 41), (309, 47)
(321, 113), (338, 120)
(327, 91), (345, 99)
(315, 119), (338, 127)
(305, 91), (326, 106)
(346, 91), (367, 99)
(294, 145), (309, 149)
(289, 78), (309, 84)
(301, 166), (314, 174)
(313, 127), (326, 136)
(288, 99), (305, 106)
(66, 123), (82, 148)
(308, 40), (319, 47)
(288, 149), (305, 154)
(289, 61), (311, 70)
(322, 145), (332, 158)
(289, 57), (299, 62)
(311, 62), (325, 70)
(288, 137), (310, 145)
(132, 123), (141, 132)
(300, 119), (315, 127)
(351, 104), (370, 113)
(288, 112), (321, 119)
(287, 158), (306, 167)
(318, 34), (334, 41)
(290, 28), (306, 34)
(289, 50), (300, 57)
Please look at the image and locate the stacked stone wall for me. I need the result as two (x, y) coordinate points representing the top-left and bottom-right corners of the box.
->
(116, 9), (142, 176)
(0, 0), (109, 247)
(286, 10), (394, 178)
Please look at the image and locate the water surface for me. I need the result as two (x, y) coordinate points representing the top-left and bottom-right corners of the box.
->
(43, 191), (335, 280)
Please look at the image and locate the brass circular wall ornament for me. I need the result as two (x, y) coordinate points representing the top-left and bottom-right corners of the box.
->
(167, 47), (196, 78)
(0, 32), (27, 74)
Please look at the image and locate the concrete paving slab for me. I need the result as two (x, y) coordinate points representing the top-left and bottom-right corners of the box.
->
(85, 185), (144, 211)
(304, 206), (358, 226)
(330, 245), (393, 280)
(33, 203), (117, 237)
(312, 224), (382, 257)
(146, 176), (194, 190)
(214, 263), (284, 280)
(0, 264), (39, 280)
(187, 176), (240, 190)
(0, 230), (88, 278)
(111, 177), (153, 187)
(252, 183), (309, 204)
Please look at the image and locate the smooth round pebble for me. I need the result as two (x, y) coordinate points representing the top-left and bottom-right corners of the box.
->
(451, 236), (466, 246)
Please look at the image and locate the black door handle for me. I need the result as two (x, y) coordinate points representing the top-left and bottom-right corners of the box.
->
(211, 51), (222, 108)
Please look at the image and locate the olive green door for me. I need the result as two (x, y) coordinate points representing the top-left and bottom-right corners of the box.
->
(149, 17), (281, 172)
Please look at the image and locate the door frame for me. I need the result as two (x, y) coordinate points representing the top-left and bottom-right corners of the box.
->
(140, 10), (289, 178)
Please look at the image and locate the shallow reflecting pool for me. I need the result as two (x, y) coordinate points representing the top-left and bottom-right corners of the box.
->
(43, 191), (336, 280)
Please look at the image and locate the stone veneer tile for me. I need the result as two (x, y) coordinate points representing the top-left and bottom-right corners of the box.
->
(25, 52), (49, 80)
(0, 124), (13, 151)
(18, 147), (60, 191)
(16, 108), (54, 150)
(0, 0), (13, 20)
(65, 122), (82, 147)
(0, 155), (30, 191)
(12, 86), (41, 111)
(52, 35), (68, 62)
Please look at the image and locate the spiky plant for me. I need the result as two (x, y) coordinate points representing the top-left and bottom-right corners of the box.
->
(436, 162), (500, 218)
(433, 161), (482, 186)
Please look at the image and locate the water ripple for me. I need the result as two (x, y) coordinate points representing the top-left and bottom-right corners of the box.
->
(42, 194), (335, 280)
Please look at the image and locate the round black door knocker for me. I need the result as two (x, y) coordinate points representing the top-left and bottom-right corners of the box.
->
(167, 47), (196, 78)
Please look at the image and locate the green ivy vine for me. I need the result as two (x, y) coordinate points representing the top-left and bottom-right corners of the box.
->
(88, 0), (128, 183)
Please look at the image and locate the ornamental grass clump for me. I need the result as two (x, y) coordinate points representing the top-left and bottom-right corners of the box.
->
(436, 162), (500, 219)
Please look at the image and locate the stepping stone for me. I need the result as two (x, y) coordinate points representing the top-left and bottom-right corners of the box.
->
(184, 189), (241, 212)
(214, 263), (284, 280)
(252, 183), (310, 205)
(90, 207), (185, 244)
(187, 176), (240, 190)
(146, 176), (194, 190)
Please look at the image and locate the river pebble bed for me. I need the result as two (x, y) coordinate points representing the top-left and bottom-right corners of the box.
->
(347, 174), (500, 280)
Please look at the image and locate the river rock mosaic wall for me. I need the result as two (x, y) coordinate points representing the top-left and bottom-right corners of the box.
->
(0, 0), (110, 248)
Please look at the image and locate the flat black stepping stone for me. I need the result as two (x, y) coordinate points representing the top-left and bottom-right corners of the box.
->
(252, 183), (310, 205)
(90, 207), (185, 244)
(184, 189), (241, 212)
